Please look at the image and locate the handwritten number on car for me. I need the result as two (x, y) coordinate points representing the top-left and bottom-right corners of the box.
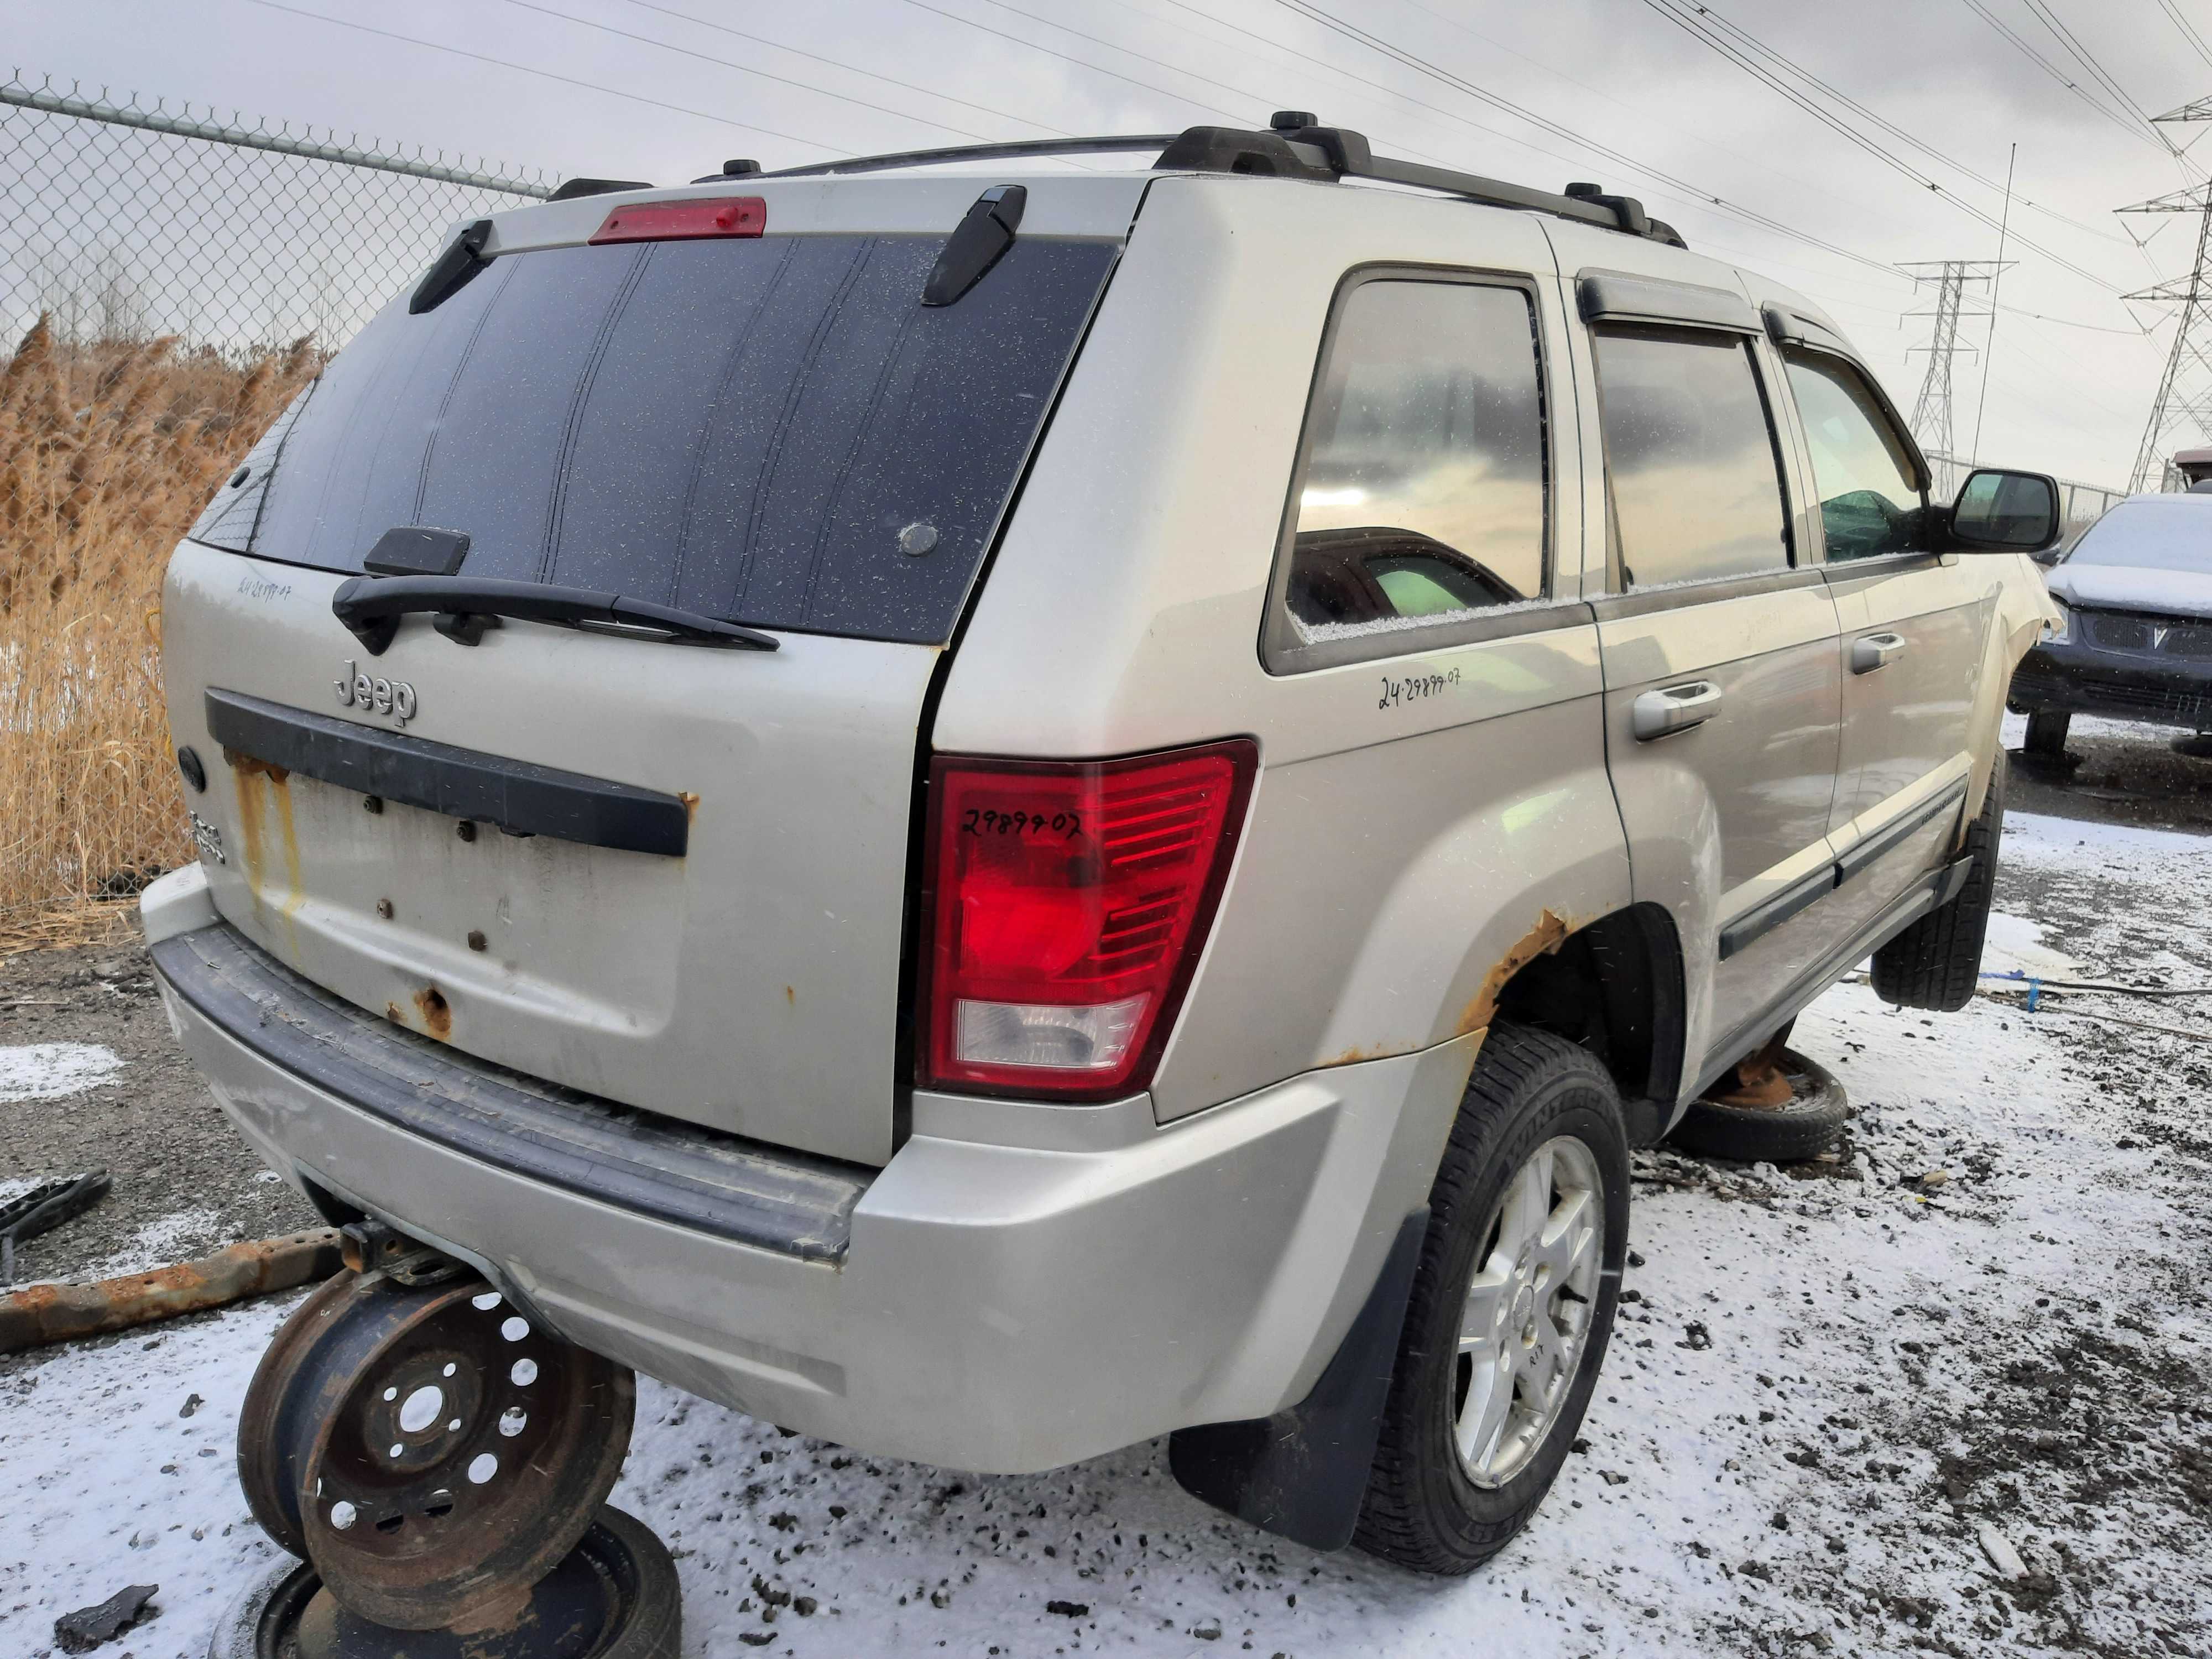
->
(962, 808), (1084, 839)
(1379, 667), (1461, 711)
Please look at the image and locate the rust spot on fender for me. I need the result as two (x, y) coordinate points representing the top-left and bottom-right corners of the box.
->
(413, 985), (452, 1041)
(784, 984), (795, 1008)
(1318, 1044), (1386, 1070)
(1458, 909), (1575, 1036)
(680, 790), (701, 822)
(385, 1001), (406, 1026)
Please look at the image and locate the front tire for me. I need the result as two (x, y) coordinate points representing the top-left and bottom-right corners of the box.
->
(1353, 1024), (1629, 1575)
(1870, 751), (2005, 1013)
(2022, 709), (2070, 758)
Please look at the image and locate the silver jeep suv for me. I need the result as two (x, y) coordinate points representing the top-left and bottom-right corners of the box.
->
(145, 116), (2059, 1573)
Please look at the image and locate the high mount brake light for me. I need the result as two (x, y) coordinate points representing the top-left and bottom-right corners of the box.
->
(919, 741), (1257, 1101)
(588, 196), (766, 244)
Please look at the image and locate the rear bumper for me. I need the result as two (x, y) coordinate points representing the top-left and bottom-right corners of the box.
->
(2009, 643), (2212, 729)
(148, 887), (1467, 1474)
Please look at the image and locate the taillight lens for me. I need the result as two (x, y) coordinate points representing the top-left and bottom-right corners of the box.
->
(589, 196), (766, 244)
(920, 740), (1257, 1100)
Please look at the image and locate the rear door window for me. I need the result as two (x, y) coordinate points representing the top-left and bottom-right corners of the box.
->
(1781, 352), (1929, 561)
(191, 233), (1118, 645)
(1267, 276), (1550, 669)
(1592, 327), (1793, 588)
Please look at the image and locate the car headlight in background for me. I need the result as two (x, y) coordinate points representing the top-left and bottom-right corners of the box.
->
(2044, 598), (2072, 644)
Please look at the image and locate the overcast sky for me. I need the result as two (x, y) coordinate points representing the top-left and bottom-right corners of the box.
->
(15, 0), (2212, 486)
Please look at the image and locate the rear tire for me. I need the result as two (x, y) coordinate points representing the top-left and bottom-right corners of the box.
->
(1668, 1050), (1848, 1164)
(1352, 1024), (1628, 1575)
(1870, 752), (2005, 1013)
(2022, 710), (2070, 758)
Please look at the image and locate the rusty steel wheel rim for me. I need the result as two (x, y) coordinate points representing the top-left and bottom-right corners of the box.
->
(238, 1269), (367, 1558)
(274, 1274), (634, 1631)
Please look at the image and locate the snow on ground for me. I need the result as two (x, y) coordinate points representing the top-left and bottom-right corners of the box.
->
(66, 1207), (232, 1284)
(3, 810), (2210, 1657)
(0, 1041), (124, 1103)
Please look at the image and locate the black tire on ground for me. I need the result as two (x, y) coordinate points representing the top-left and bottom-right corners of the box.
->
(1668, 1050), (1849, 1164)
(205, 1506), (680, 1659)
(2022, 710), (2070, 757)
(1870, 750), (2006, 1014)
(1353, 1024), (1629, 1576)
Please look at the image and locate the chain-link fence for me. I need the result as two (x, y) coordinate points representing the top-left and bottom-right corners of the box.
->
(0, 72), (556, 944)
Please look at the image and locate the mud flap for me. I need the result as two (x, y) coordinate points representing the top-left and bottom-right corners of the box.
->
(1167, 1206), (1428, 1552)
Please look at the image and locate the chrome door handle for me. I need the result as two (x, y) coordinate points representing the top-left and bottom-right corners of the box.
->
(1851, 632), (1906, 674)
(1631, 681), (1723, 741)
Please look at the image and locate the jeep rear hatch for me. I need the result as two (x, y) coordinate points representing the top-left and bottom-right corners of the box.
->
(166, 176), (1138, 1165)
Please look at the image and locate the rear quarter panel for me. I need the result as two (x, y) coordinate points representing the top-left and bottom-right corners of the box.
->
(932, 178), (1630, 1121)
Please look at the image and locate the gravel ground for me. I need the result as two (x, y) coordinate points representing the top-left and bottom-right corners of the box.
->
(2, 726), (2209, 1658)
(2003, 709), (2212, 834)
(0, 945), (319, 1292)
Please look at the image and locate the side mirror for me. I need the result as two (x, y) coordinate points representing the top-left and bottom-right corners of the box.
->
(1949, 468), (2060, 553)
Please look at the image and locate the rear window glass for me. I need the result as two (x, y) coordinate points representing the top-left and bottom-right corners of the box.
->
(190, 233), (1117, 644)
(1266, 278), (1550, 670)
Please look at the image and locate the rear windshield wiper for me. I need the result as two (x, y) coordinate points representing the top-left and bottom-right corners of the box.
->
(332, 576), (780, 656)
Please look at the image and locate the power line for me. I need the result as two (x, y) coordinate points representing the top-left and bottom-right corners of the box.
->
(1389, 0), (2122, 247)
(2155, 0), (2212, 72)
(501, 0), (1001, 145)
(239, 0), (853, 156)
(2020, 0), (2163, 142)
(1955, 0), (2170, 152)
(1145, 0), (1886, 268)
(917, 0), (1900, 293)
(1637, 0), (2135, 296)
(1994, 302), (2151, 335)
(902, 0), (1249, 124)
(1309, 1), (2151, 335)
(1659, 1), (2125, 246)
(1269, 1), (1914, 280)
(616, 0), (1076, 137)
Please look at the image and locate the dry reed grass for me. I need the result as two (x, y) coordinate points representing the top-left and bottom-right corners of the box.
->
(1, 315), (316, 949)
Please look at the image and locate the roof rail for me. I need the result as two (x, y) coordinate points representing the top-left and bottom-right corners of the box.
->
(744, 116), (1687, 248)
(755, 135), (1178, 180)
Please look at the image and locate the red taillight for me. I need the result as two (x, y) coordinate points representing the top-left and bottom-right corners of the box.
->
(588, 196), (766, 244)
(920, 740), (1257, 1100)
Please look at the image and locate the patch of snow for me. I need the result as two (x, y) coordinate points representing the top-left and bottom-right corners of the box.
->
(4, 821), (2209, 1656)
(69, 1207), (228, 1285)
(1979, 909), (2087, 983)
(0, 1042), (125, 1103)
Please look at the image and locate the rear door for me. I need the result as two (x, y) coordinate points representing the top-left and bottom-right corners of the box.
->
(1770, 338), (1982, 912)
(164, 176), (1139, 1165)
(1566, 272), (1844, 1080)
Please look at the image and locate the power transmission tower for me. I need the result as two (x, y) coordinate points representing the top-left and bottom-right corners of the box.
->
(1898, 261), (2000, 465)
(2122, 98), (2212, 492)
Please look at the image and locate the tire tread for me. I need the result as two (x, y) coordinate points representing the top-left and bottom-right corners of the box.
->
(1870, 753), (2005, 1014)
(1352, 1024), (1624, 1574)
